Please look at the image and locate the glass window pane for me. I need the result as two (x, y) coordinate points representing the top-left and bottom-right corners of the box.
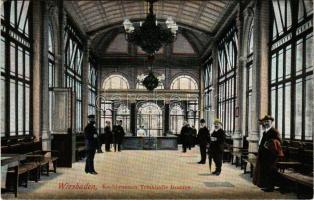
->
(285, 45), (291, 78)
(296, 39), (303, 75)
(10, 0), (16, 26)
(305, 75), (313, 140)
(284, 83), (291, 139)
(294, 80), (302, 139)
(18, 82), (23, 135)
(272, 1), (283, 34)
(0, 37), (5, 72)
(25, 52), (30, 80)
(10, 43), (16, 75)
(18, 1), (29, 33)
(10, 80), (16, 136)
(271, 55), (276, 83)
(305, 33), (313, 71)
(25, 86), (29, 132)
(278, 50), (283, 81)
(271, 87), (276, 117)
(277, 85), (283, 133)
(18, 47), (23, 78)
(0, 76), (5, 136)
(286, 0), (292, 28)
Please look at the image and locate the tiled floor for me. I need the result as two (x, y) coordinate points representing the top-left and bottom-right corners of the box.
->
(2, 146), (297, 199)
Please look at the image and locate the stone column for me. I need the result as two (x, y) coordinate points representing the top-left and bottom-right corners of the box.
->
(249, 0), (270, 153)
(41, 1), (51, 150)
(164, 102), (170, 135)
(211, 46), (219, 122)
(232, 4), (245, 154)
(82, 39), (90, 128)
(130, 101), (136, 136)
(199, 66), (204, 119)
(32, 0), (42, 142)
(56, 2), (66, 87)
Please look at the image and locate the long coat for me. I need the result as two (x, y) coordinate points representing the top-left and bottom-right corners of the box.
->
(113, 125), (125, 144)
(197, 127), (211, 146)
(104, 125), (113, 143)
(180, 125), (192, 144)
(253, 127), (284, 188)
(210, 129), (225, 153)
(84, 123), (98, 150)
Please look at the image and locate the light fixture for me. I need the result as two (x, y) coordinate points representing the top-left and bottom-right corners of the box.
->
(123, 0), (178, 55)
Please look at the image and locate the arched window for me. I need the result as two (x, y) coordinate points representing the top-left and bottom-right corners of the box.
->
(170, 75), (198, 90)
(170, 104), (184, 135)
(103, 75), (129, 90)
(137, 102), (162, 137)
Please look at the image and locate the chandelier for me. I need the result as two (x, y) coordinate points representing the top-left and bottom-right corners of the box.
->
(123, 0), (178, 55)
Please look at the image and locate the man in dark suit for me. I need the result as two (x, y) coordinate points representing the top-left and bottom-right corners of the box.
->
(84, 114), (98, 174)
(180, 121), (191, 153)
(104, 121), (113, 152)
(197, 119), (210, 164)
(210, 118), (225, 175)
(253, 115), (284, 192)
(112, 120), (125, 152)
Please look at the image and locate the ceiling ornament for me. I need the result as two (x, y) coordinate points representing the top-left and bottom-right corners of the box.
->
(123, 0), (178, 55)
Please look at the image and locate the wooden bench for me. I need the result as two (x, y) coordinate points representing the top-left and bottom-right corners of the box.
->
(76, 134), (86, 161)
(242, 153), (257, 177)
(2, 138), (59, 192)
(277, 140), (313, 198)
(278, 169), (313, 198)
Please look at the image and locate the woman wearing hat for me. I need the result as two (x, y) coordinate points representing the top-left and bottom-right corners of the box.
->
(253, 115), (284, 192)
(209, 118), (226, 175)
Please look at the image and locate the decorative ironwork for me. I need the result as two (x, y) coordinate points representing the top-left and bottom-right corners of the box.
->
(123, 0), (178, 55)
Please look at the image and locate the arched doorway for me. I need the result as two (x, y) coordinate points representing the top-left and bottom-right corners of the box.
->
(137, 102), (163, 137)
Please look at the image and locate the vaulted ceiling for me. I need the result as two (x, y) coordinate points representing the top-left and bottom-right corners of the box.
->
(64, 0), (238, 56)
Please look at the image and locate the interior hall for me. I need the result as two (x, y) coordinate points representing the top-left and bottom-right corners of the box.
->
(1, 0), (313, 199)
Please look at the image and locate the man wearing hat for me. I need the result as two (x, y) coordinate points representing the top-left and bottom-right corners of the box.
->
(253, 115), (284, 192)
(84, 114), (98, 174)
(112, 120), (125, 152)
(197, 119), (210, 164)
(209, 118), (225, 175)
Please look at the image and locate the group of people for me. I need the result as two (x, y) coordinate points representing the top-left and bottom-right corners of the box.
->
(100, 120), (125, 152)
(181, 118), (225, 176)
(180, 122), (197, 152)
(181, 114), (284, 188)
(85, 114), (285, 193)
(84, 115), (125, 174)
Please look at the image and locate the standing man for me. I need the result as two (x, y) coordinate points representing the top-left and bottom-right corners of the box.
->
(104, 121), (113, 152)
(191, 125), (197, 148)
(84, 115), (98, 174)
(210, 119), (225, 175)
(197, 119), (210, 164)
(253, 115), (284, 192)
(180, 121), (190, 153)
(112, 120), (125, 152)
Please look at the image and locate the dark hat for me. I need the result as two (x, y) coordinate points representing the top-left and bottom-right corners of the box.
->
(88, 114), (95, 119)
(261, 115), (274, 121)
(200, 119), (206, 123)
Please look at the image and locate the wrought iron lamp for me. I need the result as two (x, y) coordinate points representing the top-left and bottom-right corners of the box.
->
(123, 0), (178, 55)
